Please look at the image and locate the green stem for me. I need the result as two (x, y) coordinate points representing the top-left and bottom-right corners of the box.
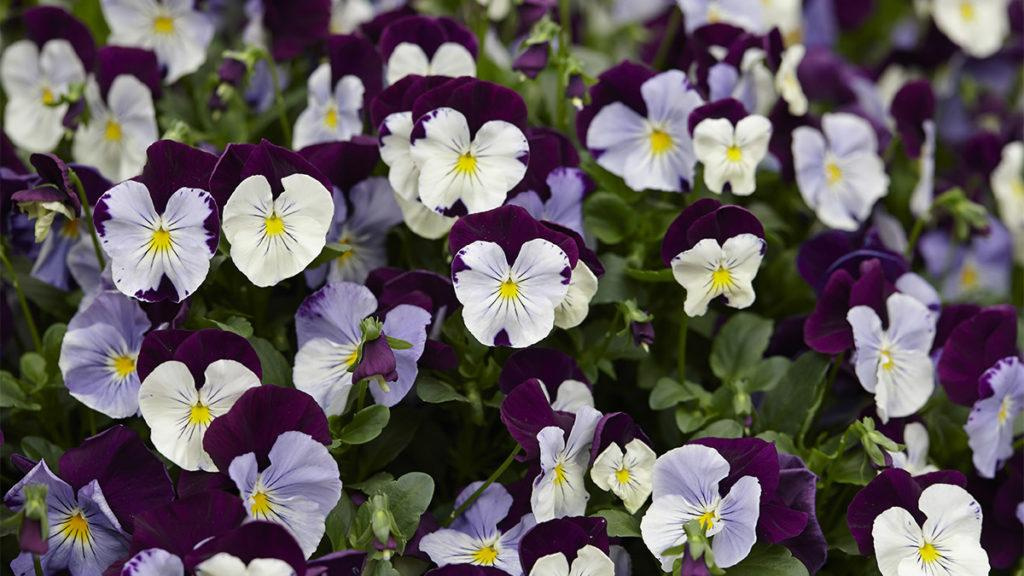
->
(905, 217), (926, 261)
(677, 312), (688, 383)
(555, 0), (572, 133)
(264, 54), (291, 146)
(800, 352), (845, 447)
(0, 244), (42, 352)
(443, 444), (521, 527)
(69, 170), (106, 271)
(33, 554), (43, 576)
(652, 8), (682, 70)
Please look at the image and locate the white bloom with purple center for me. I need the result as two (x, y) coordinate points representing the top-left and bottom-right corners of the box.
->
(886, 422), (938, 476)
(965, 356), (1024, 479)
(222, 173), (335, 288)
(931, 0), (1009, 58)
(420, 483), (534, 573)
(138, 360), (261, 471)
(671, 234), (765, 317)
(58, 291), (150, 418)
(531, 406), (601, 522)
(73, 77), (158, 182)
(793, 112), (889, 231)
(871, 483), (988, 576)
(293, 63), (365, 150)
(453, 239), (571, 348)
(775, 44), (808, 116)
(229, 431), (342, 558)
(991, 141), (1024, 265)
(847, 293), (936, 423)
(591, 439), (656, 514)
(586, 70), (703, 193)
(1, 39), (85, 153)
(101, 0), (215, 83)
(410, 107), (529, 214)
(693, 115), (772, 196)
(530, 545), (615, 576)
(95, 180), (218, 302)
(386, 42), (476, 85)
(640, 444), (761, 570)
(195, 554), (294, 576)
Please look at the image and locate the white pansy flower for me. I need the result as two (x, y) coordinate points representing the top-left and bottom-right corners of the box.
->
(1, 39), (85, 152)
(591, 439), (657, 513)
(73, 76), (158, 182)
(991, 141), (1024, 264)
(101, 0), (215, 83)
(531, 407), (602, 522)
(931, 0), (1010, 58)
(775, 44), (808, 116)
(671, 234), (765, 317)
(293, 63), (364, 150)
(693, 115), (773, 196)
(386, 42), (476, 85)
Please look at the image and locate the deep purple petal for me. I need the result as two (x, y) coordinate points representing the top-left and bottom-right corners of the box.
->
(370, 75), (456, 130)
(772, 454), (827, 573)
(379, 15), (477, 61)
(23, 6), (96, 70)
(299, 138), (380, 192)
(135, 329), (192, 383)
(210, 140), (332, 200)
(327, 34), (384, 110)
(688, 98), (747, 135)
(589, 412), (652, 465)
(938, 305), (1019, 405)
(499, 379), (564, 460)
(263, 0), (331, 61)
(172, 329), (263, 386)
(514, 43), (550, 79)
(662, 198), (723, 265)
(890, 80), (935, 158)
(412, 78), (529, 135)
(96, 46), (162, 102)
(185, 520), (306, 575)
(353, 336), (399, 384)
(519, 516), (609, 574)
(307, 550), (367, 575)
(449, 205), (579, 269)
(512, 128), (580, 201)
(499, 348), (589, 395)
(134, 140), (220, 212)
(691, 437), (780, 495)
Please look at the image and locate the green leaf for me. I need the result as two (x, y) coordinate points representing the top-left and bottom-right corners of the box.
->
(0, 372), (40, 411)
(21, 437), (63, 471)
(308, 242), (351, 268)
(738, 356), (791, 393)
(337, 405), (390, 445)
(709, 313), (773, 383)
(649, 378), (694, 410)
(675, 407), (709, 434)
(757, 352), (831, 437)
(593, 509), (640, 537)
(725, 544), (809, 576)
(324, 492), (356, 550)
(584, 191), (635, 245)
(693, 419), (744, 439)
(375, 472), (434, 546)
(624, 268), (675, 283)
(416, 376), (468, 404)
(249, 337), (292, 387)
(42, 323), (67, 368)
(386, 336), (413, 350)
(830, 450), (875, 486)
(19, 353), (48, 388)
(210, 316), (254, 338)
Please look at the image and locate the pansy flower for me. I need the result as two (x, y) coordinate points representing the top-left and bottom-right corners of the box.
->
(449, 205), (579, 348)
(582, 63), (704, 193)
(531, 406), (602, 522)
(967, 452), (1024, 570)
(94, 140), (219, 302)
(137, 329), (263, 471)
(293, 282), (430, 415)
(409, 78), (530, 215)
(884, 422), (939, 476)
(420, 482), (535, 573)
(661, 198), (767, 317)
(792, 112), (890, 231)
(690, 99), (773, 196)
(507, 129), (588, 235)
(10, 153), (93, 246)
(4, 426), (174, 576)
(919, 218), (1013, 301)
(245, 0), (331, 62)
(965, 357), (1023, 478)
(217, 141), (335, 287)
(73, 47), (161, 182)
(100, 0), (215, 83)
(187, 522), (308, 576)
(991, 141), (1024, 264)
(203, 386), (339, 558)
(499, 348), (594, 413)
(931, 0), (1010, 58)
(518, 517), (612, 576)
(640, 443), (762, 570)
(380, 15), (477, 85)
(937, 305), (1018, 406)
(0, 7), (91, 153)
(590, 428), (656, 513)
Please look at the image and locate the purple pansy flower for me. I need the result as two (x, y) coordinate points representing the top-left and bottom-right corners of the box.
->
(967, 451), (1024, 570)
(919, 218), (1013, 301)
(500, 348), (593, 412)
(420, 482), (535, 573)
(186, 521), (308, 576)
(380, 15), (477, 85)
(965, 357), (1024, 478)
(93, 140), (220, 303)
(519, 517), (613, 576)
(293, 281), (430, 414)
(937, 304), (1018, 406)
(124, 490), (247, 565)
(449, 205), (579, 348)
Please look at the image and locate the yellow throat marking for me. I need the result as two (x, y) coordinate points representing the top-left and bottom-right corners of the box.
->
(998, 396), (1012, 425)
(825, 161), (843, 185)
(960, 263), (978, 288)
(153, 15), (175, 34)
(697, 510), (716, 532)
(919, 542), (941, 563)
(41, 87), (55, 105)
(111, 354), (136, 379)
(615, 467), (631, 485)
(189, 402), (212, 426)
(553, 463), (568, 486)
(472, 545), (499, 565)
(264, 213), (286, 236)
(711, 265), (733, 292)
(251, 490), (272, 516)
(879, 349), (895, 372)
(324, 106), (339, 129)
(455, 152), (477, 175)
(726, 145), (743, 162)
(150, 227), (172, 252)
(59, 511), (91, 544)
(959, 2), (975, 21)
(650, 129), (673, 155)
(498, 278), (519, 300)
(105, 120), (123, 142)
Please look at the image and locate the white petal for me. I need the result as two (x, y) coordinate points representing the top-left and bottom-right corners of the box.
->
(919, 483), (983, 548)
(1, 40), (42, 96)
(550, 379), (594, 413)
(872, 506), (923, 576)
(847, 305), (884, 393)
(530, 553), (570, 576)
(554, 261), (598, 329)
(411, 107), (473, 212)
(137, 361), (208, 471)
(430, 42), (477, 78)
(719, 234), (765, 309)
(822, 112), (878, 158)
(885, 293), (935, 353)
(568, 545), (615, 576)
(293, 338), (358, 416)
(380, 112), (418, 201)
(640, 494), (692, 572)
(387, 43), (431, 85)
(591, 443), (625, 492)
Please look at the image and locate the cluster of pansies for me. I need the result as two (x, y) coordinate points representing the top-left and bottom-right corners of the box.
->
(0, 1), (1021, 576)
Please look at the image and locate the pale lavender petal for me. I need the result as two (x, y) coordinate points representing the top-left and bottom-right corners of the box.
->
(121, 548), (185, 576)
(451, 482), (513, 540)
(372, 304), (431, 406)
(296, 282), (378, 347)
(711, 475), (761, 568)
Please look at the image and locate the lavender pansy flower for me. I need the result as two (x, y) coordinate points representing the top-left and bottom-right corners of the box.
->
(937, 305), (1017, 406)
(449, 206), (579, 348)
(640, 443), (762, 569)
(932, 0), (1010, 58)
(690, 99), (773, 196)
(380, 15), (477, 85)
(531, 406), (601, 521)
(518, 516), (612, 576)
(137, 329), (263, 471)
(58, 290), (150, 418)
(661, 198), (767, 317)
(792, 112), (890, 231)
(965, 357), (1023, 478)
(420, 482), (535, 573)
(100, 0), (215, 83)
(293, 282), (430, 414)
(920, 218), (1013, 301)
(991, 141), (1024, 264)
(93, 140), (220, 302)
(584, 67), (704, 193)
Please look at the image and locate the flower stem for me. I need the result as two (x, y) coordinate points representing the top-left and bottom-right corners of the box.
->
(555, 0), (572, 133)
(905, 217), (926, 261)
(263, 53), (291, 147)
(0, 244), (42, 352)
(677, 311), (688, 383)
(33, 554), (43, 576)
(443, 444), (521, 527)
(69, 170), (106, 271)
(799, 352), (845, 448)
(653, 8), (682, 70)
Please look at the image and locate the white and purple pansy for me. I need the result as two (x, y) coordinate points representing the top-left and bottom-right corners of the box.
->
(965, 357), (1023, 479)
(293, 281), (430, 415)
(379, 15), (478, 85)
(931, 0), (1010, 58)
(449, 205), (579, 348)
(216, 140), (336, 288)
(188, 521), (309, 576)
(690, 99), (773, 196)
(137, 329), (263, 471)
(93, 140), (219, 302)
(409, 78), (531, 215)
(580, 62), (704, 193)
(544, 221), (603, 330)
(4, 426), (174, 576)
(531, 406), (602, 522)
(792, 112), (890, 231)
(661, 198), (767, 318)
(499, 348), (594, 415)
(203, 386), (340, 558)
(519, 517), (615, 576)
(1, 6), (92, 153)
(589, 413), (656, 514)
(507, 128), (590, 237)
(420, 482), (535, 573)
(100, 0), (215, 84)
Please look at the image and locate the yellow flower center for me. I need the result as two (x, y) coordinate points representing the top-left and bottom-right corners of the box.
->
(153, 15), (175, 34)
(59, 511), (91, 544)
(959, 1), (975, 21)
(650, 129), (673, 155)
(960, 262), (978, 288)
(264, 213), (286, 236)
(189, 402), (212, 426)
(919, 542), (941, 563)
(1012, 179), (1024, 198)
(726, 145), (743, 162)
(615, 467), (631, 485)
(711, 265), (733, 291)
(251, 490), (272, 516)
(472, 545), (499, 565)
(324, 106), (339, 129)
(825, 161), (843, 185)
(998, 396), (1013, 425)
(105, 120), (123, 142)
(150, 227), (172, 252)
(61, 218), (80, 238)
(111, 354), (136, 379)
(41, 87), (55, 105)
(498, 278), (519, 300)
(455, 152), (477, 174)
(344, 347), (360, 368)
(553, 463), (567, 486)
(880, 349), (895, 372)
(697, 510), (716, 532)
